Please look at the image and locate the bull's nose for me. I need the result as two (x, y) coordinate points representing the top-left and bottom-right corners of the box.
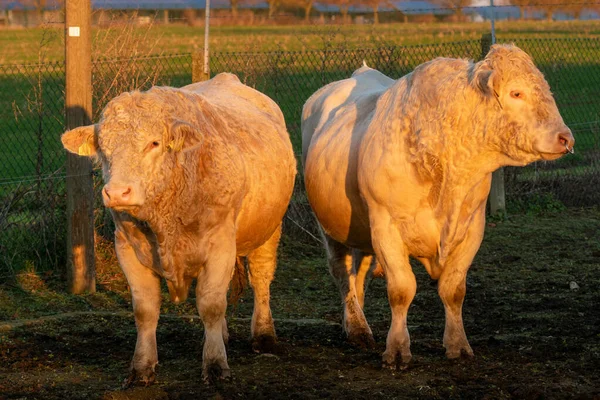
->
(102, 185), (133, 206)
(557, 129), (575, 154)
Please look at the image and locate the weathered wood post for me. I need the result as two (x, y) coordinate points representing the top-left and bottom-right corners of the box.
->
(65, 0), (96, 294)
(481, 33), (506, 216)
(192, 53), (210, 83)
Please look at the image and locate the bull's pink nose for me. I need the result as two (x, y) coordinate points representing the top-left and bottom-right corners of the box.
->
(557, 130), (575, 153)
(102, 185), (133, 206)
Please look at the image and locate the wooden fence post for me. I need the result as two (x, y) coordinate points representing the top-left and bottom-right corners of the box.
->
(65, 0), (95, 294)
(192, 52), (210, 83)
(481, 33), (506, 216)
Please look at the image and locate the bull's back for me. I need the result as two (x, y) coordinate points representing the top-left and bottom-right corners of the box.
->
(301, 67), (393, 249)
(183, 73), (285, 130)
(186, 75), (296, 254)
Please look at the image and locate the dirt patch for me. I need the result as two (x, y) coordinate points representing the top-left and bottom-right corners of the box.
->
(1, 209), (599, 399)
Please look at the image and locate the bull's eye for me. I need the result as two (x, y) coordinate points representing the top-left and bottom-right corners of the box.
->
(146, 141), (160, 152)
(510, 91), (523, 99)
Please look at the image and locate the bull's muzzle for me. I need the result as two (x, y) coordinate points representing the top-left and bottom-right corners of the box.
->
(102, 184), (136, 209)
(558, 129), (575, 154)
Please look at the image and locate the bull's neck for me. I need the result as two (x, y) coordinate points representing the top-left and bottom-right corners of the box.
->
(420, 125), (505, 210)
(138, 162), (198, 278)
(149, 163), (196, 228)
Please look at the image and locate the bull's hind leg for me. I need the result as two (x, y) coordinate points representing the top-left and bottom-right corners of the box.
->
(116, 234), (161, 388)
(323, 232), (374, 348)
(196, 226), (236, 382)
(247, 224), (282, 353)
(353, 250), (375, 309)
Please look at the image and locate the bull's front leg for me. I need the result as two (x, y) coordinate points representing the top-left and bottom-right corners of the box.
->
(369, 208), (416, 368)
(115, 234), (162, 387)
(438, 205), (486, 359)
(196, 229), (236, 383)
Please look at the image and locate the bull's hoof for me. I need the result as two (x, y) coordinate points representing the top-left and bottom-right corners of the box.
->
(347, 331), (376, 349)
(252, 334), (277, 354)
(382, 350), (412, 371)
(445, 346), (474, 359)
(202, 363), (232, 384)
(122, 369), (156, 389)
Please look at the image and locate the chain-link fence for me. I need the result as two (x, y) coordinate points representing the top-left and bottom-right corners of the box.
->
(1, 36), (599, 278)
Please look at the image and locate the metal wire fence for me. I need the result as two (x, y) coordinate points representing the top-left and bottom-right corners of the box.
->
(1, 36), (599, 278)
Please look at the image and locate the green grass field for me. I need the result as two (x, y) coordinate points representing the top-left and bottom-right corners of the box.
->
(0, 23), (599, 182)
(2, 20), (600, 64)
(0, 21), (599, 181)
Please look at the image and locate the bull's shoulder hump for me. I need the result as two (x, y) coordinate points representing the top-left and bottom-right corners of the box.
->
(414, 56), (471, 77)
(302, 71), (392, 122)
(211, 72), (242, 84)
(183, 74), (281, 120)
(180, 72), (241, 94)
(352, 64), (395, 87)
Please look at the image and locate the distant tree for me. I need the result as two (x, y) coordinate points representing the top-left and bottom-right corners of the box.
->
(511, 0), (530, 20)
(565, 1), (585, 20)
(231, 0), (239, 18)
(242, 0), (279, 18)
(362, 0), (391, 24)
(430, 0), (471, 21)
(20, 0), (47, 25)
(268, 0), (281, 18)
(284, 0), (317, 21)
(183, 8), (196, 25)
(534, 0), (562, 21)
(321, 0), (353, 23)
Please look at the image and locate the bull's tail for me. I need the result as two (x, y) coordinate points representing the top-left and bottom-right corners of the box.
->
(228, 256), (247, 306)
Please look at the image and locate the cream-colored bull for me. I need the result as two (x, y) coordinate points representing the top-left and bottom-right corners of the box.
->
(62, 73), (296, 383)
(302, 44), (574, 368)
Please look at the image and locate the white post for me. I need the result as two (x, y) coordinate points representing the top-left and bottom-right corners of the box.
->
(490, 0), (496, 44)
(488, 0), (505, 216)
(204, 0), (210, 77)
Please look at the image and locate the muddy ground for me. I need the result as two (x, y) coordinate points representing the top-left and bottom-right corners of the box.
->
(1, 209), (599, 399)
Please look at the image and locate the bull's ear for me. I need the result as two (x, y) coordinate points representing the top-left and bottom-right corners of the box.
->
(61, 125), (98, 157)
(473, 62), (500, 98)
(167, 121), (203, 153)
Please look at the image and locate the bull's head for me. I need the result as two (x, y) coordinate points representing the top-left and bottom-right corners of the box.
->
(473, 44), (574, 165)
(61, 89), (203, 218)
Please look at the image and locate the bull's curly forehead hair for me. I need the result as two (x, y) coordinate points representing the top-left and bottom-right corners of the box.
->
(101, 89), (174, 123)
(485, 44), (548, 86)
(486, 44), (535, 65)
(98, 87), (191, 140)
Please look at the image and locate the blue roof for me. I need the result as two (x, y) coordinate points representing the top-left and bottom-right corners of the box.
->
(92, 0), (230, 9)
(390, 1), (451, 15)
(465, 5), (521, 19)
(314, 1), (451, 15)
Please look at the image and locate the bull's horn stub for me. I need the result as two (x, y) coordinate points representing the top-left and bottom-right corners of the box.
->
(78, 143), (93, 156)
